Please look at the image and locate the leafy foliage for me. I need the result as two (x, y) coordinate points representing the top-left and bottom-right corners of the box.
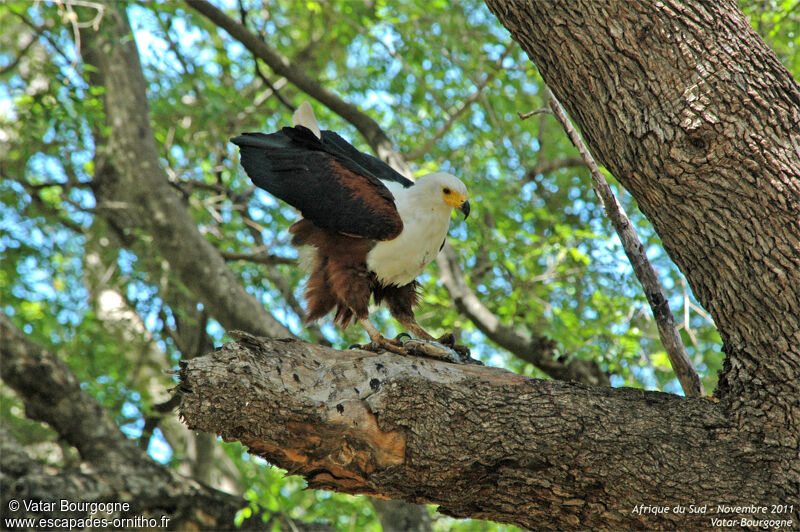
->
(0, 0), (794, 529)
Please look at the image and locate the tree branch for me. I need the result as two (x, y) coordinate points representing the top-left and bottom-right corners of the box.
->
(219, 249), (296, 265)
(0, 313), (333, 531)
(186, 0), (413, 177)
(0, 22), (45, 76)
(545, 88), (703, 397)
(484, 3), (799, 510)
(436, 243), (609, 385)
(178, 333), (779, 530)
(0, 316), (127, 463)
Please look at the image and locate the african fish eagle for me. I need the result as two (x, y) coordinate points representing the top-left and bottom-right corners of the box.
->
(231, 102), (469, 354)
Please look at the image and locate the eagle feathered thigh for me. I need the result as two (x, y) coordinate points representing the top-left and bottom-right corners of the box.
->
(290, 219), (375, 327)
(290, 218), (431, 342)
(372, 281), (420, 322)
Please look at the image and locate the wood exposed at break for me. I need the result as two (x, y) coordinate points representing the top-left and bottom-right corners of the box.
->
(178, 333), (783, 530)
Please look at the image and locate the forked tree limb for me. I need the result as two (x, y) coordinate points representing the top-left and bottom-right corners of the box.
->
(177, 332), (777, 530)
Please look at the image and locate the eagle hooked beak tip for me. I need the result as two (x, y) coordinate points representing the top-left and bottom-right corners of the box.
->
(459, 200), (470, 219)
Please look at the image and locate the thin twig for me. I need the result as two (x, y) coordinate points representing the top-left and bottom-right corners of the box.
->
(56, 0), (105, 68)
(517, 108), (551, 120)
(0, 24), (45, 76)
(544, 87), (704, 397)
(406, 47), (512, 160)
(523, 156), (586, 182)
(219, 249), (295, 266)
(137, 395), (181, 449)
(237, 1), (295, 112)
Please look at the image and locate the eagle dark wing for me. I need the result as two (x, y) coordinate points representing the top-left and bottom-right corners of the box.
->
(316, 131), (415, 188)
(231, 127), (405, 241)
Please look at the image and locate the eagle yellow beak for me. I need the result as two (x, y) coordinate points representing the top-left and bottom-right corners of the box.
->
(459, 200), (470, 219)
(445, 191), (470, 219)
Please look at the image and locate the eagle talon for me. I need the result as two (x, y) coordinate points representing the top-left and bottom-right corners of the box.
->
(436, 333), (456, 347)
(364, 340), (408, 355)
(395, 332), (413, 343)
(452, 344), (479, 363)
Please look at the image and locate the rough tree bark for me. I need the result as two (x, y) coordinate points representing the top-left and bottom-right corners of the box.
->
(179, 0), (799, 529)
(179, 333), (782, 530)
(484, 0), (800, 493)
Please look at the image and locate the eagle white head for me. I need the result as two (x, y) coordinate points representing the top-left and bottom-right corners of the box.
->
(406, 172), (470, 218)
(369, 172), (469, 286)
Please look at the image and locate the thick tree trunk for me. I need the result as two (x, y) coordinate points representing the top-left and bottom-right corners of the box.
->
(179, 333), (793, 530)
(485, 0), (799, 510)
(78, 3), (290, 340)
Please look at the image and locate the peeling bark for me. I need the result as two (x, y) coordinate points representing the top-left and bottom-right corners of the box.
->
(179, 333), (792, 530)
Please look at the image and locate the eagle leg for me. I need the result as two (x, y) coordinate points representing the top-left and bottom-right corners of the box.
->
(358, 317), (408, 355)
(393, 315), (436, 342)
(374, 283), (436, 342)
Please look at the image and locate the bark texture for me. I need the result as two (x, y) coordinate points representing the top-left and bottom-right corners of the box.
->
(179, 334), (791, 530)
(485, 0), (799, 512)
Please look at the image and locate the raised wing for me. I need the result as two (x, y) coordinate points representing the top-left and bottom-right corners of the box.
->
(315, 130), (414, 188)
(231, 127), (406, 241)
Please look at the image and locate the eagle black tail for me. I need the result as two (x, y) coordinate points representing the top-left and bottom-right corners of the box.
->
(230, 128), (319, 152)
(230, 129), (322, 206)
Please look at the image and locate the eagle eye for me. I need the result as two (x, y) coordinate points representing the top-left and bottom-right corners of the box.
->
(443, 187), (451, 195)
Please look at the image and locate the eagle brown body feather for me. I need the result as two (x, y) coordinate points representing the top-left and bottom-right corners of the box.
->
(290, 218), (419, 328)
